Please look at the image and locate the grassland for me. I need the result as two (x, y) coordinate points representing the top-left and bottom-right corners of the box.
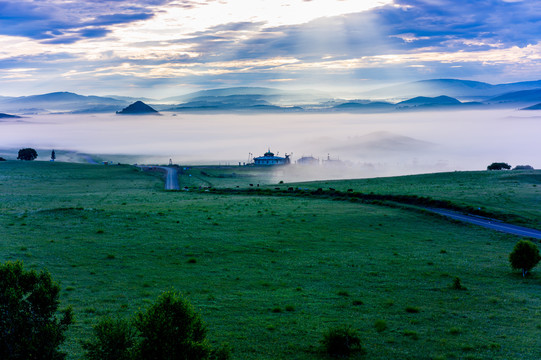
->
(1, 161), (541, 359)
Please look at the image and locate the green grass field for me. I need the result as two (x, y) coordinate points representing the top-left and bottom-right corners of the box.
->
(1, 161), (540, 359)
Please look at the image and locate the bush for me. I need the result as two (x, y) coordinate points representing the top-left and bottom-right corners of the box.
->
(509, 240), (541, 277)
(134, 290), (211, 360)
(0, 156), (6, 161)
(450, 277), (467, 290)
(83, 290), (229, 360)
(374, 319), (387, 333)
(82, 317), (137, 360)
(17, 148), (38, 161)
(0, 261), (73, 360)
(320, 325), (362, 358)
(487, 162), (511, 170)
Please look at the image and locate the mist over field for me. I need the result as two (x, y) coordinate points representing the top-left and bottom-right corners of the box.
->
(1, 109), (540, 181)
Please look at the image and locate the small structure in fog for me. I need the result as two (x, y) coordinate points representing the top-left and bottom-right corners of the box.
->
(296, 156), (319, 166)
(322, 154), (343, 167)
(253, 149), (290, 166)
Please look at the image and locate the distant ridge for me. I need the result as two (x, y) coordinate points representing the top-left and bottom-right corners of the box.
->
(522, 103), (541, 110)
(397, 95), (462, 107)
(363, 79), (541, 99)
(116, 101), (158, 114)
(0, 113), (21, 118)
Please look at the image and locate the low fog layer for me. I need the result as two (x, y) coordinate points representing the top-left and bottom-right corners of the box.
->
(1, 110), (540, 181)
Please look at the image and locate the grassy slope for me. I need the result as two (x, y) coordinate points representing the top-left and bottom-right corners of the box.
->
(287, 170), (541, 229)
(1, 162), (540, 359)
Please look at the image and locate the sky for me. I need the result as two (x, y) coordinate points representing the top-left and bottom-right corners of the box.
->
(1, 0), (541, 97)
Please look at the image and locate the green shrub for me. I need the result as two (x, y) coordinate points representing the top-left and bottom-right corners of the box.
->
(134, 290), (211, 360)
(374, 319), (387, 332)
(509, 240), (541, 277)
(82, 317), (137, 360)
(0, 260), (73, 360)
(450, 277), (466, 290)
(320, 325), (362, 357)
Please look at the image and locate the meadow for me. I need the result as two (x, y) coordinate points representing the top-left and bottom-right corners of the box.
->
(1, 161), (540, 359)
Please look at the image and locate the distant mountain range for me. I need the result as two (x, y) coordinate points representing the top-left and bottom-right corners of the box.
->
(1, 79), (541, 115)
(362, 79), (541, 100)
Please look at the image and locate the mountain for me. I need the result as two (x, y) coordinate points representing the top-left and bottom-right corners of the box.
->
(163, 87), (332, 106)
(487, 89), (541, 105)
(116, 101), (159, 114)
(163, 87), (284, 103)
(167, 93), (306, 112)
(397, 95), (462, 107)
(362, 79), (541, 100)
(0, 113), (21, 118)
(0, 92), (127, 114)
(332, 101), (395, 112)
(522, 103), (541, 110)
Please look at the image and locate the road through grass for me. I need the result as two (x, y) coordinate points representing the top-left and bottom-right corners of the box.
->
(1, 162), (541, 359)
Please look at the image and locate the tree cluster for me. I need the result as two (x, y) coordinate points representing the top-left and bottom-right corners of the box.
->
(17, 148), (38, 161)
(487, 162), (511, 170)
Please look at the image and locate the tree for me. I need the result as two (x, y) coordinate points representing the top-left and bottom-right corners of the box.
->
(17, 148), (38, 161)
(509, 240), (541, 277)
(487, 162), (511, 170)
(51, 150), (56, 162)
(82, 317), (137, 360)
(0, 157), (6, 161)
(0, 261), (73, 360)
(134, 290), (210, 360)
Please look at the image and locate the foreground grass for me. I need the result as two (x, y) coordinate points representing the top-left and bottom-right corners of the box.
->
(1, 161), (541, 359)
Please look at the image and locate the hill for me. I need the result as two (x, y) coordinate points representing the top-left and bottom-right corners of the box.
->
(0, 91), (127, 114)
(1, 162), (541, 360)
(0, 113), (21, 118)
(522, 103), (541, 110)
(487, 89), (541, 105)
(363, 79), (541, 100)
(397, 95), (462, 107)
(116, 101), (159, 114)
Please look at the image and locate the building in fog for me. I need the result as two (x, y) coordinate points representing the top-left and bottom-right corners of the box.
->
(296, 156), (319, 165)
(253, 149), (290, 166)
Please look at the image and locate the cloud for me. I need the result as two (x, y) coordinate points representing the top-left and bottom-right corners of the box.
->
(0, 0), (173, 42)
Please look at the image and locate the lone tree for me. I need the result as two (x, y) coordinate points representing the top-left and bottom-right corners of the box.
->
(487, 162), (511, 170)
(135, 290), (210, 360)
(17, 148), (38, 161)
(0, 261), (73, 359)
(509, 240), (541, 277)
(51, 149), (56, 162)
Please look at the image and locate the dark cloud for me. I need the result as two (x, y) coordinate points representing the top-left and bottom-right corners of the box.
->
(0, 0), (176, 42)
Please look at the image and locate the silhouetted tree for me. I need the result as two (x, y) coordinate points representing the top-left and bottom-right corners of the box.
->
(0, 157), (6, 161)
(509, 240), (541, 277)
(51, 150), (56, 162)
(487, 162), (511, 170)
(0, 261), (73, 359)
(17, 148), (38, 161)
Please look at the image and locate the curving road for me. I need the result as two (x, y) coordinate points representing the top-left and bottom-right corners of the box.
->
(427, 208), (541, 239)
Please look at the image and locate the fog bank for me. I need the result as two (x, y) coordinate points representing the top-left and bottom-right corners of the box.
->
(1, 109), (540, 180)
